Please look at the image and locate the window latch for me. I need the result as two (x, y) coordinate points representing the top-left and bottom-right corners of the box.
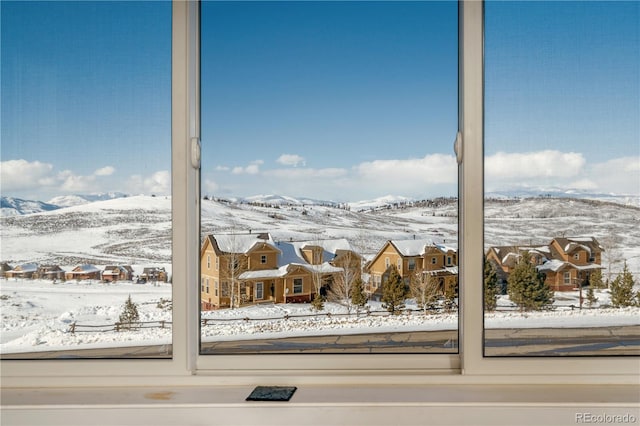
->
(453, 131), (463, 164)
(190, 137), (201, 169)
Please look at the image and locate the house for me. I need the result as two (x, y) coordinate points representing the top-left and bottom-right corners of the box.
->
(140, 267), (168, 283)
(542, 237), (603, 291)
(65, 264), (101, 281)
(5, 263), (39, 279)
(200, 233), (353, 310)
(102, 265), (134, 282)
(485, 237), (603, 292)
(366, 239), (458, 300)
(36, 265), (65, 280)
(0, 262), (14, 278)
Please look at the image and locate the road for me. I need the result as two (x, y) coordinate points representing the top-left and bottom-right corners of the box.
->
(3, 326), (638, 359)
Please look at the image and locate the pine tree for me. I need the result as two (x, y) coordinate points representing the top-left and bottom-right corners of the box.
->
(507, 252), (554, 311)
(350, 278), (367, 311)
(382, 265), (406, 315)
(586, 286), (598, 308)
(118, 295), (139, 330)
(484, 258), (499, 312)
(610, 261), (635, 308)
(589, 268), (605, 289)
(311, 293), (325, 311)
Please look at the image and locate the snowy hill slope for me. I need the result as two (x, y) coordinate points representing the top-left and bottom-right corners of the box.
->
(1, 194), (638, 275)
(0, 197), (60, 217)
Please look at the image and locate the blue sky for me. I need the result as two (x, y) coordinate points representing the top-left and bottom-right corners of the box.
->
(1, 1), (638, 202)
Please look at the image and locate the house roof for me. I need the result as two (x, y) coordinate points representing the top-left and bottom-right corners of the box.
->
(553, 237), (602, 255)
(13, 263), (38, 273)
(274, 238), (353, 266)
(212, 233), (276, 254)
(71, 264), (100, 273)
(238, 262), (343, 280)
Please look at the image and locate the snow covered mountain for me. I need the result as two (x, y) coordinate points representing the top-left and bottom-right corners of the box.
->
(47, 192), (129, 208)
(0, 197), (60, 217)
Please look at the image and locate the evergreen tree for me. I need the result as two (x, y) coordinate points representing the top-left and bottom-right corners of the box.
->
(382, 265), (406, 315)
(484, 258), (499, 312)
(507, 252), (554, 311)
(311, 293), (325, 311)
(443, 280), (458, 313)
(589, 268), (605, 289)
(610, 261), (636, 308)
(350, 278), (367, 311)
(586, 286), (598, 308)
(118, 295), (139, 330)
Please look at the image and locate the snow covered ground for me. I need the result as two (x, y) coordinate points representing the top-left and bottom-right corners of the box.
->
(1, 194), (639, 354)
(1, 277), (638, 354)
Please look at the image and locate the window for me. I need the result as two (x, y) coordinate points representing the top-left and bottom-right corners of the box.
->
(215, 257), (219, 271)
(1, 0), (172, 360)
(214, 280), (219, 297)
(2, 1), (636, 388)
(200, 0), (459, 356)
(255, 282), (264, 300)
(207, 255), (211, 269)
(432, 257), (438, 265)
(408, 258), (416, 271)
(260, 255), (267, 264)
(483, 0), (639, 357)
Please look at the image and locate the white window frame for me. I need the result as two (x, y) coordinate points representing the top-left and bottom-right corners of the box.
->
(1, 1), (636, 389)
(255, 282), (264, 300)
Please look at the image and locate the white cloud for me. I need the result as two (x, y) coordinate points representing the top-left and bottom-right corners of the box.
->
(215, 165), (230, 172)
(355, 153), (457, 186)
(203, 179), (219, 194)
(0, 159), (55, 192)
(265, 167), (347, 179)
(588, 156), (640, 195)
(276, 154), (306, 167)
(94, 166), (115, 176)
(231, 160), (263, 175)
(486, 150), (585, 179)
(128, 170), (170, 195)
(59, 170), (95, 192)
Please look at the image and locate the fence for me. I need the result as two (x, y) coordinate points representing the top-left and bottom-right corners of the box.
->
(68, 320), (172, 333)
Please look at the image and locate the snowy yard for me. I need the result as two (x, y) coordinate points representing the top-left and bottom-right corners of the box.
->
(1, 278), (638, 354)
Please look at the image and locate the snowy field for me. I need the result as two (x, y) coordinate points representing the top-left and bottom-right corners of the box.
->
(1, 277), (638, 354)
(1, 194), (639, 354)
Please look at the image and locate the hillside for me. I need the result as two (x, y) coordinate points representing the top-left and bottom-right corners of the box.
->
(1, 195), (638, 275)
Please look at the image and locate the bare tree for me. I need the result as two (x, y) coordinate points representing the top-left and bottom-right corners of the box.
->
(221, 227), (246, 310)
(409, 268), (440, 315)
(600, 234), (623, 286)
(328, 250), (359, 314)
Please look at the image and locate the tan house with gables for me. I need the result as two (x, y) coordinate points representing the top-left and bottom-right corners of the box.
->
(102, 265), (134, 282)
(486, 237), (603, 292)
(366, 239), (458, 299)
(200, 233), (356, 310)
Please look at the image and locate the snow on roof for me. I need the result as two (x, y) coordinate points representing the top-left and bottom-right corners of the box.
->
(290, 262), (344, 274)
(274, 238), (353, 266)
(537, 259), (566, 272)
(239, 265), (289, 280)
(214, 233), (275, 253)
(391, 239), (433, 256)
(14, 263), (38, 273)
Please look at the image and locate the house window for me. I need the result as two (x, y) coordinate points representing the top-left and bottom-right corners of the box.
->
(446, 256), (452, 266)
(397, 258), (402, 271)
(260, 255), (267, 264)
(484, 0), (638, 356)
(408, 258), (416, 271)
(207, 255), (211, 269)
(431, 257), (438, 265)
(385, 258), (391, 268)
(255, 282), (264, 300)
(214, 280), (219, 297)
(215, 257), (219, 271)
(206, 278), (209, 294)
(293, 278), (303, 294)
